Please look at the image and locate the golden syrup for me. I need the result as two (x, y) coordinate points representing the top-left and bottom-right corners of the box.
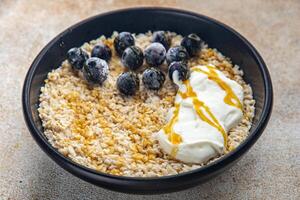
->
(163, 65), (244, 155)
(163, 103), (182, 145)
(170, 145), (179, 158)
(191, 65), (243, 110)
(179, 80), (227, 145)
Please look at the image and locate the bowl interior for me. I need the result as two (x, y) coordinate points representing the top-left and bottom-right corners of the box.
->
(24, 8), (272, 193)
(29, 9), (266, 133)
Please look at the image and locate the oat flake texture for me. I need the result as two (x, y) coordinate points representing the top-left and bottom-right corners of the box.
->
(38, 32), (255, 177)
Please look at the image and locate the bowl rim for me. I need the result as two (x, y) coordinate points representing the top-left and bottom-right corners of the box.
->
(22, 7), (273, 185)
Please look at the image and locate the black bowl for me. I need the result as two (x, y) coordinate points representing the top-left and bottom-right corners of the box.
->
(22, 7), (273, 194)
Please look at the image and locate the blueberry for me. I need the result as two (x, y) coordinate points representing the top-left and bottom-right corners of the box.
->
(151, 31), (171, 50)
(91, 44), (112, 62)
(67, 47), (89, 70)
(121, 46), (144, 70)
(142, 68), (165, 90)
(181, 33), (202, 57)
(83, 57), (109, 85)
(114, 32), (135, 56)
(168, 61), (190, 82)
(166, 46), (189, 65)
(144, 43), (166, 67)
(116, 72), (139, 95)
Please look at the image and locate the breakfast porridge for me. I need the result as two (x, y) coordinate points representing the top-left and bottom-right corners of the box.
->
(38, 31), (255, 177)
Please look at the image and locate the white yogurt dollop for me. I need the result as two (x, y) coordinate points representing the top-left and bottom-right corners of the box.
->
(156, 65), (244, 164)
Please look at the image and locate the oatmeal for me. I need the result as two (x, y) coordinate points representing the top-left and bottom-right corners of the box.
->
(38, 31), (255, 177)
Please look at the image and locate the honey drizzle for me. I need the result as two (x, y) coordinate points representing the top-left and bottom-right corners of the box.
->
(163, 103), (183, 145)
(191, 65), (243, 110)
(179, 80), (227, 146)
(162, 103), (182, 157)
(170, 146), (179, 158)
(163, 65), (244, 156)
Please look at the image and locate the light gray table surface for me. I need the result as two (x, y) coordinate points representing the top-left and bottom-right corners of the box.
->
(0, 0), (299, 199)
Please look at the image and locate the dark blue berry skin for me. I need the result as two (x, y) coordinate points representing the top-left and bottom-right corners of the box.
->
(181, 33), (202, 57)
(116, 72), (139, 96)
(83, 57), (109, 85)
(166, 46), (189, 65)
(67, 47), (89, 70)
(91, 44), (112, 62)
(168, 61), (190, 82)
(151, 31), (171, 50)
(144, 43), (166, 67)
(121, 46), (144, 70)
(114, 32), (135, 56)
(142, 68), (165, 90)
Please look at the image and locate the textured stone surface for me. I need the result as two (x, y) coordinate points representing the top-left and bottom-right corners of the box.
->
(0, 0), (299, 199)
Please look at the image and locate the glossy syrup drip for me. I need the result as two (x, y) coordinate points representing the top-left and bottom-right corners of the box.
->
(162, 103), (182, 157)
(170, 146), (179, 158)
(179, 80), (227, 146)
(162, 65), (243, 156)
(191, 65), (243, 110)
(163, 103), (183, 145)
(163, 79), (227, 148)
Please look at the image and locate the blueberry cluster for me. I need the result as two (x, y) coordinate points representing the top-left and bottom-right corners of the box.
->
(166, 33), (202, 82)
(66, 31), (203, 96)
(67, 43), (111, 85)
(115, 31), (168, 95)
